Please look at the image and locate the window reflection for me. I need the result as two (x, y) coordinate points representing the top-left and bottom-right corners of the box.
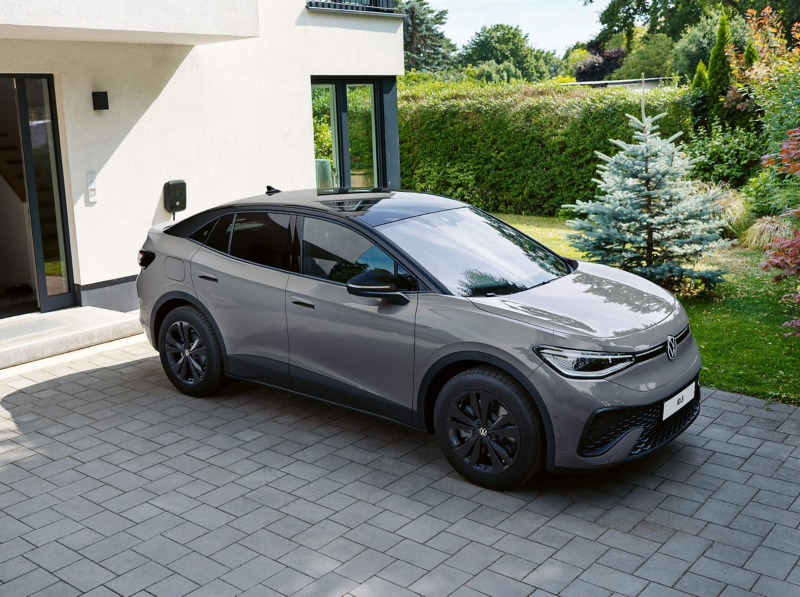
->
(25, 78), (68, 297)
(380, 207), (569, 297)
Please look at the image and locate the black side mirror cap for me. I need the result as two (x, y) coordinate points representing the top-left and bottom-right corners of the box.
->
(346, 270), (410, 306)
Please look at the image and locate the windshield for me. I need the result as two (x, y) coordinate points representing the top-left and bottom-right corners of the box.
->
(379, 207), (569, 297)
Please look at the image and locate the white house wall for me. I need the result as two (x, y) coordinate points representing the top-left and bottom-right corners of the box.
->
(0, 0), (260, 44)
(0, 0), (404, 294)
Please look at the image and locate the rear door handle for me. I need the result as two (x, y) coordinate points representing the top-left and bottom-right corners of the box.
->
(197, 272), (218, 283)
(291, 296), (315, 309)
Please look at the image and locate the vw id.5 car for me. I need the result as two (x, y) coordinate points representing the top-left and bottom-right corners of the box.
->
(137, 188), (701, 489)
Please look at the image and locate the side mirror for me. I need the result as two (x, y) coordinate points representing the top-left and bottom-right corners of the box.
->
(346, 270), (410, 306)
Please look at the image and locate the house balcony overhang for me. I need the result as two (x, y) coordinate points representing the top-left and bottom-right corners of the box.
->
(0, 0), (260, 45)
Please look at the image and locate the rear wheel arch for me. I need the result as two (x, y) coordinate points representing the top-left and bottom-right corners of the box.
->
(151, 291), (229, 372)
(416, 351), (555, 470)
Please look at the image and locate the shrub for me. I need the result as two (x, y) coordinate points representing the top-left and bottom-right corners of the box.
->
(397, 81), (692, 215)
(691, 60), (708, 90)
(743, 215), (794, 249)
(743, 169), (800, 218)
(708, 183), (752, 239)
(574, 48), (626, 82)
(760, 208), (800, 336)
(611, 34), (676, 80)
(565, 107), (727, 291)
(684, 119), (767, 187)
(674, 11), (750, 81)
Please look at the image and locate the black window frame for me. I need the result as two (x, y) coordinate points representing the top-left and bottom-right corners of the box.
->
(186, 209), (295, 274)
(311, 76), (400, 189)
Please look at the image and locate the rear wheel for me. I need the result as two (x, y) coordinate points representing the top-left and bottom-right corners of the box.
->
(159, 306), (225, 397)
(434, 367), (545, 490)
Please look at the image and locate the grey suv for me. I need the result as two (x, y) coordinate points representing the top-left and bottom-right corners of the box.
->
(137, 189), (701, 489)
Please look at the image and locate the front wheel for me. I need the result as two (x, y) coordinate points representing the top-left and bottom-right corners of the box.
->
(434, 367), (545, 490)
(159, 306), (225, 397)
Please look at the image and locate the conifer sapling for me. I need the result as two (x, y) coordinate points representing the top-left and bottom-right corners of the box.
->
(566, 93), (729, 291)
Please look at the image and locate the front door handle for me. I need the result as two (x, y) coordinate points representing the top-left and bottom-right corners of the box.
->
(197, 272), (218, 283)
(291, 296), (315, 309)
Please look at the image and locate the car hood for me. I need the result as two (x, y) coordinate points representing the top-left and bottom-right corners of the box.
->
(470, 261), (682, 342)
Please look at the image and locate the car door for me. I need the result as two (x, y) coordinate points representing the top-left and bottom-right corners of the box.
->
(286, 216), (418, 424)
(190, 211), (293, 389)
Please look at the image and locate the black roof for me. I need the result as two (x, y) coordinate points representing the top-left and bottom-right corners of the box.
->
(164, 188), (465, 239)
(226, 188), (464, 227)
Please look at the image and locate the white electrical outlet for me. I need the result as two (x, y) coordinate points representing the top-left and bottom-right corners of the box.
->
(87, 172), (97, 203)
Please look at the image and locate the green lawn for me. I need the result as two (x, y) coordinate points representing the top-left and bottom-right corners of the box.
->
(496, 214), (800, 404)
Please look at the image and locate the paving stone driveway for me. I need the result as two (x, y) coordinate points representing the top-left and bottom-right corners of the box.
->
(1, 340), (799, 597)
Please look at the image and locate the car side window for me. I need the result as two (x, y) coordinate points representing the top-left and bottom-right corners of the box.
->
(229, 212), (291, 269)
(205, 214), (234, 254)
(189, 218), (218, 244)
(302, 218), (415, 288)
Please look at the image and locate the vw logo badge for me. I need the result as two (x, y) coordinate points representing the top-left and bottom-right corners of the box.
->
(666, 336), (677, 361)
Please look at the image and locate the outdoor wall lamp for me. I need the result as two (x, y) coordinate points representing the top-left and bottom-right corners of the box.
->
(92, 92), (109, 110)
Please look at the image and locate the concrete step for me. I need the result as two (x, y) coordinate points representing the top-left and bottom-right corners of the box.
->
(0, 306), (143, 369)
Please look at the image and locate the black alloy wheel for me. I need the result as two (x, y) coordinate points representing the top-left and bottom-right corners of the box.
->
(434, 366), (545, 489)
(159, 305), (225, 397)
(445, 390), (520, 474)
(164, 321), (207, 384)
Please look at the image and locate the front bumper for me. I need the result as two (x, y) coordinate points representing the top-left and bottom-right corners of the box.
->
(532, 331), (702, 471)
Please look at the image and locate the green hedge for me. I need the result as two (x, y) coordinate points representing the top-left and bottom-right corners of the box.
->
(398, 81), (694, 215)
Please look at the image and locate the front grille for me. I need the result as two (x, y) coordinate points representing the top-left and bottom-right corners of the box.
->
(634, 324), (692, 364)
(579, 386), (700, 458)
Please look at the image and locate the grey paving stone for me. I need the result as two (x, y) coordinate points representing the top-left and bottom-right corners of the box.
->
(578, 563), (649, 597)
(6, 349), (800, 597)
(334, 548), (394, 582)
(466, 569), (533, 597)
(524, 559), (582, 593)
(220, 555), (284, 590)
(378, 560), (427, 587)
(635, 553), (692, 586)
(54, 558), (115, 592)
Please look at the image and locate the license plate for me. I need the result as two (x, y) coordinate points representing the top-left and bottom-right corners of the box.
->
(663, 383), (696, 421)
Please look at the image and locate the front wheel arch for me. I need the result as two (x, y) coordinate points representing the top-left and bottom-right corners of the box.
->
(416, 351), (555, 471)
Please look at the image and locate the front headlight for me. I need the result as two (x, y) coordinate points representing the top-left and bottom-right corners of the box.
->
(534, 346), (635, 378)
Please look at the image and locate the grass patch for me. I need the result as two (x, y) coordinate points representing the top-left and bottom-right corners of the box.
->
(496, 214), (800, 404)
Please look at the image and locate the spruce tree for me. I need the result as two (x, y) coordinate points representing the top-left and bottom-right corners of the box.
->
(566, 97), (728, 290)
(691, 60), (708, 90)
(706, 14), (732, 103)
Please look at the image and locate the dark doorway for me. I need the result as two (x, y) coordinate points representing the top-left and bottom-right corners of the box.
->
(0, 75), (74, 318)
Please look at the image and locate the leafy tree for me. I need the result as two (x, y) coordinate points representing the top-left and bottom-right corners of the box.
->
(460, 24), (554, 82)
(673, 11), (750, 80)
(566, 103), (728, 290)
(575, 48), (627, 81)
(692, 59), (709, 88)
(396, 0), (456, 72)
(707, 14), (733, 104)
(611, 33), (677, 79)
(583, 1), (800, 43)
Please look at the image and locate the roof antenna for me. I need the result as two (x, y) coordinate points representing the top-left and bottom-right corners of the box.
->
(266, 185), (281, 195)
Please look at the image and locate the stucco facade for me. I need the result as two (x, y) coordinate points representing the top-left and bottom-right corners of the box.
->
(0, 0), (404, 312)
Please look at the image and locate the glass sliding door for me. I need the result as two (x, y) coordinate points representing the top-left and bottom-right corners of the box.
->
(310, 78), (385, 190)
(312, 84), (340, 189)
(13, 75), (74, 313)
(24, 79), (69, 297)
(345, 84), (377, 188)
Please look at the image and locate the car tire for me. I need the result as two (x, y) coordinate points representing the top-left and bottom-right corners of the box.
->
(159, 305), (225, 397)
(434, 367), (545, 490)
